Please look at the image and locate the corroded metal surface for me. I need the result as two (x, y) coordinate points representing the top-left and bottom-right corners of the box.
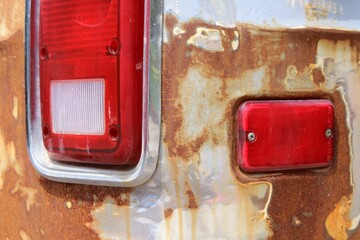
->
(1, 0), (360, 239)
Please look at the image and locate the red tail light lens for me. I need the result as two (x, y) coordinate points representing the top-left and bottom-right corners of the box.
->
(237, 100), (334, 172)
(39, 0), (144, 165)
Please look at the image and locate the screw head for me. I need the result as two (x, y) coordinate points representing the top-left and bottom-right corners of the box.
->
(247, 132), (256, 142)
(325, 128), (333, 138)
(108, 39), (120, 55)
(40, 46), (49, 60)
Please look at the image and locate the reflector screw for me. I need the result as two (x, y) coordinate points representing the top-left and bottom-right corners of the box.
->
(108, 39), (120, 55)
(326, 128), (333, 138)
(40, 46), (49, 60)
(43, 125), (50, 138)
(109, 126), (120, 141)
(247, 132), (256, 142)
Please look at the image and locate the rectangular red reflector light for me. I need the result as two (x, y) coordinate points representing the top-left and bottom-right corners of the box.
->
(237, 100), (334, 172)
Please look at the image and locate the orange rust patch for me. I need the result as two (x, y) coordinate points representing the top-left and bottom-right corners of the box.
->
(325, 195), (352, 240)
(186, 190), (198, 209)
(164, 208), (174, 218)
(312, 68), (326, 86)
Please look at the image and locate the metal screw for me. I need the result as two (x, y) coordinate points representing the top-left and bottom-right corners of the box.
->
(325, 128), (333, 138)
(247, 132), (256, 142)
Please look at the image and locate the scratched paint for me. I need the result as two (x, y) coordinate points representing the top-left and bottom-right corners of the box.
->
(2, 0), (360, 239)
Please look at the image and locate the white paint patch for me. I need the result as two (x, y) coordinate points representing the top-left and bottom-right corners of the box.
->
(0, 0), (24, 41)
(156, 203), (269, 239)
(86, 197), (131, 240)
(19, 229), (32, 240)
(285, 65), (317, 91)
(12, 96), (19, 120)
(350, 213), (360, 230)
(0, 130), (22, 190)
(187, 28), (224, 52)
(316, 39), (358, 90)
(173, 26), (186, 37)
(0, 22), (10, 40)
(231, 31), (240, 50)
(11, 180), (38, 212)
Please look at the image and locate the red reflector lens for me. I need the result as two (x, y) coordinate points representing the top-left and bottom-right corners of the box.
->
(39, 0), (144, 165)
(237, 100), (334, 172)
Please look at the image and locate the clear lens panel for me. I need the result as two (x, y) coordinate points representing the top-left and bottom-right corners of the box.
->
(50, 79), (105, 135)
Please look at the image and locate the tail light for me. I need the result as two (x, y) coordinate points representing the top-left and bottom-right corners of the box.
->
(39, 0), (143, 165)
(26, 0), (162, 186)
(237, 100), (334, 173)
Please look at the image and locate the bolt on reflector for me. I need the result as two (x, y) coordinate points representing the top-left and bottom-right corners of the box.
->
(237, 100), (334, 173)
(51, 79), (105, 135)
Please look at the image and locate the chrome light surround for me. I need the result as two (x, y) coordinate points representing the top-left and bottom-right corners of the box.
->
(25, 0), (163, 187)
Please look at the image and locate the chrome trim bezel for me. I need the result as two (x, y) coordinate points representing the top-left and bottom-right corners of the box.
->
(25, 0), (162, 187)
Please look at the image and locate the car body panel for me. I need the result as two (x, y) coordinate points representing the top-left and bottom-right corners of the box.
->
(1, 0), (360, 239)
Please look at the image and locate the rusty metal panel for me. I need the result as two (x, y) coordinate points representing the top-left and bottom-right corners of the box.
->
(1, 0), (360, 239)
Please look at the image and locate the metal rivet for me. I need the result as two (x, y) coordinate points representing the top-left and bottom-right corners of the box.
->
(247, 132), (256, 142)
(325, 128), (333, 138)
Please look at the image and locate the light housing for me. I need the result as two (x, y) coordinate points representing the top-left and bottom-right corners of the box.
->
(236, 100), (334, 173)
(26, 0), (162, 186)
(39, 0), (143, 165)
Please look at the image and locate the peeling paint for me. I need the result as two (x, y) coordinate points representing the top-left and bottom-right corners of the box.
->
(285, 65), (317, 91)
(12, 96), (18, 120)
(0, 131), (22, 190)
(11, 180), (38, 212)
(187, 27), (224, 52)
(0, 0), (24, 41)
(326, 196), (352, 240)
(65, 201), (72, 209)
(303, 0), (343, 21)
(86, 197), (131, 240)
(19, 229), (32, 240)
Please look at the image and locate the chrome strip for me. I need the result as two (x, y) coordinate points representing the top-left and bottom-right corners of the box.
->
(25, 0), (162, 187)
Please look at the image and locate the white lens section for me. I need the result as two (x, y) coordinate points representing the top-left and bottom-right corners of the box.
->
(51, 79), (105, 135)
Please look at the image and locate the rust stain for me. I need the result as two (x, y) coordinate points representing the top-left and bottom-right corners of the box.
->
(312, 68), (326, 86)
(163, 14), (358, 239)
(185, 186), (198, 209)
(164, 208), (173, 240)
(164, 208), (174, 218)
(169, 157), (184, 240)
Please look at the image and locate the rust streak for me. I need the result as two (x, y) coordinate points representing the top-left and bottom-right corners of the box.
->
(164, 208), (174, 218)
